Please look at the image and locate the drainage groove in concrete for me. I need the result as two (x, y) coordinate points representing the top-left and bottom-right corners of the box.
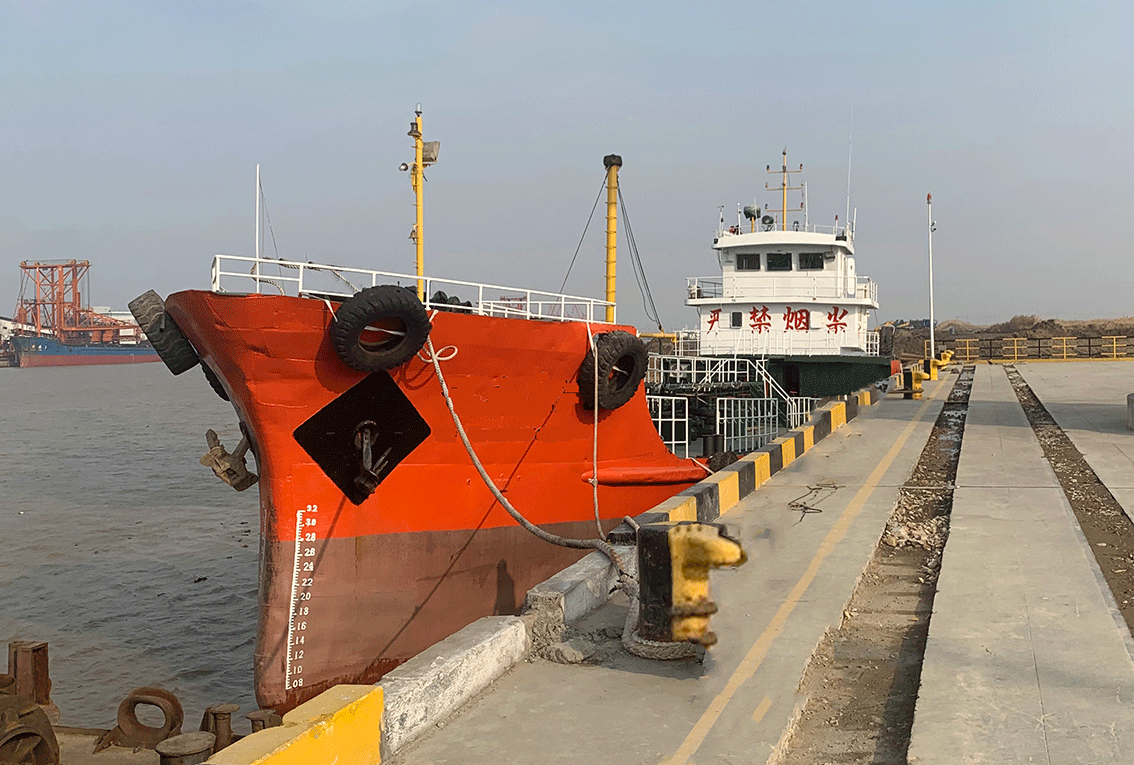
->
(770, 367), (974, 765)
(1003, 364), (1134, 635)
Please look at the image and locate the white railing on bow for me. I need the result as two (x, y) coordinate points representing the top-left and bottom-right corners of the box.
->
(865, 331), (880, 356)
(210, 254), (615, 324)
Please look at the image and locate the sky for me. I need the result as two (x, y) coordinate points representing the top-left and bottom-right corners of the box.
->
(2, 0), (1132, 332)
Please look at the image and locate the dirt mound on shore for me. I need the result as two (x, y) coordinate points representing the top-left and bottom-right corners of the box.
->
(886, 316), (1134, 358)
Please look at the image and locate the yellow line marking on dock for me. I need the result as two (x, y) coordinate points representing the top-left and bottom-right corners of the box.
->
(662, 381), (946, 765)
(751, 696), (773, 723)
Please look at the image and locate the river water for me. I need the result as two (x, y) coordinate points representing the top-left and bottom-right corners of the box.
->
(0, 362), (260, 727)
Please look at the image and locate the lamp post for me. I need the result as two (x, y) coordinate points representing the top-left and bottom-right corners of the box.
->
(927, 193), (936, 360)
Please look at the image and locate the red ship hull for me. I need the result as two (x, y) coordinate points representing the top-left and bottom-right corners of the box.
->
(164, 290), (703, 711)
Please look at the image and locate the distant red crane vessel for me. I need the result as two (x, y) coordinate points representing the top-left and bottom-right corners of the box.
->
(3, 260), (159, 367)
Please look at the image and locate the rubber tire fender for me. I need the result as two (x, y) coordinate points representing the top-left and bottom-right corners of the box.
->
(202, 362), (230, 401)
(128, 290), (200, 375)
(577, 330), (649, 410)
(331, 285), (431, 372)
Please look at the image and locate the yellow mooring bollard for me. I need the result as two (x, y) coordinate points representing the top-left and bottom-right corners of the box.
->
(636, 522), (747, 648)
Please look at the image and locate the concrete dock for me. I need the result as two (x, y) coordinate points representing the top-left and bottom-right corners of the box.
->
(39, 362), (1134, 764)
(908, 364), (1134, 763)
(388, 362), (1134, 765)
(390, 379), (945, 765)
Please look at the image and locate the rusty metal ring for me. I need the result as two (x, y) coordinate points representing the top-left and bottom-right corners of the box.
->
(116, 687), (184, 745)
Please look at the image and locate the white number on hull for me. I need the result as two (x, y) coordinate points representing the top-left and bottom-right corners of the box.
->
(285, 504), (319, 692)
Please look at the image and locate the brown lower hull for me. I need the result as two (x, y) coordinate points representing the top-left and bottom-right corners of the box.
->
(257, 518), (613, 709)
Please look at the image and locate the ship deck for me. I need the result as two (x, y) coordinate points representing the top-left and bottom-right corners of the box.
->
(43, 361), (1134, 764)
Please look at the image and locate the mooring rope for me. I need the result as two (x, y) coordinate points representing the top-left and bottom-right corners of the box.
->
(422, 324), (701, 659)
(420, 334), (629, 578)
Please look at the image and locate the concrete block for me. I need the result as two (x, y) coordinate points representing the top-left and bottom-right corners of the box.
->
(521, 546), (635, 648)
(379, 616), (529, 755)
(206, 685), (382, 765)
(1127, 393), (1134, 430)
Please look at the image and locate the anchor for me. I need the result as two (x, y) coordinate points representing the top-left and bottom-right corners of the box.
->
(354, 421), (392, 499)
(200, 429), (259, 491)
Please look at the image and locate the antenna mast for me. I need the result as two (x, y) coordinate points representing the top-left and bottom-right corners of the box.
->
(254, 165), (263, 294)
(765, 149), (803, 231)
(402, 104), (440, 301)
(845, 130), (853, 227)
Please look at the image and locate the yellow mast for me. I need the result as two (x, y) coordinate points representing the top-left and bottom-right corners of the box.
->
(765, 149), (803, 231)
(604, 154), (622, 323)
(408, 107), (424, 300)
(402, 105), (439, 300)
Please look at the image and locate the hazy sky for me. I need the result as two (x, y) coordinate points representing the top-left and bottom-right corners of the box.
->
(2, 1), (1132, 331)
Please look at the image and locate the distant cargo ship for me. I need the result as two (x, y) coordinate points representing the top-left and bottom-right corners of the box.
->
(5, 260), (158, 368)
(10, 334), (158, 367)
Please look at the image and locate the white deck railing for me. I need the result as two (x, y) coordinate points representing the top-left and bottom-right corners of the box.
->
(686, 275), (877, 305)
(647, 395), (690, 459)
(716, 223), (850, 238)
(647, 355), (768, 390)
(716, 397), (780, 454)
(865, 331), (880, 356)
(210, 254), (616, 325)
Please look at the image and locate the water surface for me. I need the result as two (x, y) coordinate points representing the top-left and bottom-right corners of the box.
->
(0, 363), (259, 727)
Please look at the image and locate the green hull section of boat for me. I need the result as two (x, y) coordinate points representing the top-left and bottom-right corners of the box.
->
(765, 356), (893, 398)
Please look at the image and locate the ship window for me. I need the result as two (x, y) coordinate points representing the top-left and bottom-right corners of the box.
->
(767, 253), (792, 271)
(799, 253), (824, 270)
(736, 253), (760, 270)
(731, 311), (743, 328)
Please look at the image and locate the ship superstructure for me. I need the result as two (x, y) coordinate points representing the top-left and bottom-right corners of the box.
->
(683, 152), (886, 397)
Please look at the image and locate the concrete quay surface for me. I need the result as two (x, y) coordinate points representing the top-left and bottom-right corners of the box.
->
(908, 363), (1134, 764)
(392, 383), (949, 765)
(1013, 361), (1134, 524)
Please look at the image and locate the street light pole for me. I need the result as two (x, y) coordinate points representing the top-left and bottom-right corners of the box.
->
(927, 193), (936, 360)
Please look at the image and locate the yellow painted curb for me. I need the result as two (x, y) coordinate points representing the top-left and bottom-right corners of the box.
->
(652, 494), (699, 523)
(801, 424), (815, 452)
(741, 451), (772, 488)
(207, 686), (384, 765)
(705, 470), (740, 513)
(829, 401), (847, 430)
(775, 435), (796, 467)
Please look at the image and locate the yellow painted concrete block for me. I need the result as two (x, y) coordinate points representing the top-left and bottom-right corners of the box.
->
(776, 436), (796, 466)
(801, 425), (814, 452)
(668, 496), (699, 523)
(207, 685), (384, 765)
(706, 470), (740, 514)
(741, 452), (772, 487)
(829, 402), (847, 429)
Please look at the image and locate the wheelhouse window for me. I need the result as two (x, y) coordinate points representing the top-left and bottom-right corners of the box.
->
(736, 253), (760, 271)
(799, 252), (824, 270)
(730, 311), (743, 328)
(766, 253), (792, 271)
